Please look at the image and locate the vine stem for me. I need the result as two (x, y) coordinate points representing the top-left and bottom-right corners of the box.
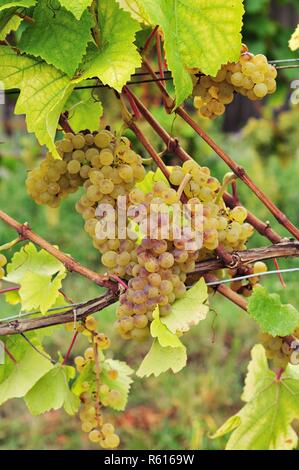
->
(92, 338), (102, 427)
(0, 210), (118, 292)
(142, 57), (299, 241)
(58, 113), (74, 134)
(62, 331), (79, 366)
(0, 292), (118, 336)
(156, 29), (166, 91)
(126, 87), (282, 244)
(143, 25), (158, 54)
(190, 241), (299, 276)
(204, 273), (247, 311)
(0, 286), (19, 295)
(3, 344), (17, 364)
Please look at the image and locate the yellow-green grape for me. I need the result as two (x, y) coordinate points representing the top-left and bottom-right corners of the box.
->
(102, 251), (118, 268)
(81, 422), (93, 433)
(89, 429), (101, 443)
(94, 333), (111, 349)
(74, 356), (86, 368)
(0, 254), (7, 267)
(253, 261), (268, 274)
(169, 167), (185, 186)
(102, 434), (120, 449)
(84, 347), (95, 361)
(67, 160), (81, 174)
(129, 188), (146, 204)
(100, 149), (114, 166)
(85, 316), (97, 332)
(230, 206), (248, 224)
(102, 423), (115, 436)
(94, 130), (113, 148)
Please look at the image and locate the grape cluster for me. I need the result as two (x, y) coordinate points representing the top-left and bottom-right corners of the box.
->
(259, 327), (299, 370)
(193, 46), (277, 119)
(0, 254), (7, 280)
(74, 316), (121, 449)
(169, 160), (254, 252)
(26, 133), (88, 207)
(115, 180), (201, 340)
(230, 261), (267, 297)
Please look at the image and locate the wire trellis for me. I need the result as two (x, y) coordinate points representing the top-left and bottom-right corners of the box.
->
(1, 267), (299, 323)
(3, 58), (299, 96)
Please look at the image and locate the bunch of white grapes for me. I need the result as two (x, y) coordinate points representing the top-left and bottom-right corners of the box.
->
(193, 46), (277, 119)
(73, 316), (121, 449)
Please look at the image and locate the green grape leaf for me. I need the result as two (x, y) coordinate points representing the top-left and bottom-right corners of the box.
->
(65, 84), (103, 133)
(25, 364), (80, 415)
(161, 278), (209, 334)
(0, 0), (35, 10)
(289, 24), (299, 51)
(116, 0), (151, 24)
(75, 0), (141, 92)
(58, 0), (93, 20)
(100, 359), (134, 411)
(0, 335), (53, 406)
(19, 0), (93, 77)
(248, 286), (299, 337)
(0, 46), (74, 157)
(5, 243), (67, 314)
(136, 339), (187, 377)
(0, 9), (21, 39)
(211, 345), (299, 450)
(127, 0), (244, 106)
(150, 307), (183, 348)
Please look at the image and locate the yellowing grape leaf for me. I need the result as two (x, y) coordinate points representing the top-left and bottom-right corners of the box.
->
(289, 24), (299, 51)
(150, 307), (183, 348)
(19, 0), (93, 77)
(136, 339), (187, 377)
(5, 243), (67, 314)
(0, 46), (74, 158)
(25, 364), (80, 415)
(0, 335), (53, 406)
(125, 0), (244, 106)
(58, 0), (93, 20)
(161, 278), (209, 334)
(75, 0), (141, 92)
(248, 286), (299, 337)
(211, 345), (299, 450)
(65, 84), (103, 133)
(0, 0), (35, 10)
(100, 359), (134, 411)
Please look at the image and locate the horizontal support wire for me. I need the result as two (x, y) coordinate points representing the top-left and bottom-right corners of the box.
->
(3, 58), (299, 96)
(205, 267), (299, 287)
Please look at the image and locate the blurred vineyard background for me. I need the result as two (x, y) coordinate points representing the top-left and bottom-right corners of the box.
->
(0, 0), (299, 451)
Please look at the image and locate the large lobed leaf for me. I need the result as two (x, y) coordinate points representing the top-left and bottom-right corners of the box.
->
(0, 46), (74, 157)
(211, 345), (299, 450)
(0, 335), (53, 406)
(5, 243), (67, 313)
(25, 364), (80, 415)
(248, 285), (299, 337)
(19, 0), (93, 77)
(118, 0), (244, 106)
(76, 0), (141, 92)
